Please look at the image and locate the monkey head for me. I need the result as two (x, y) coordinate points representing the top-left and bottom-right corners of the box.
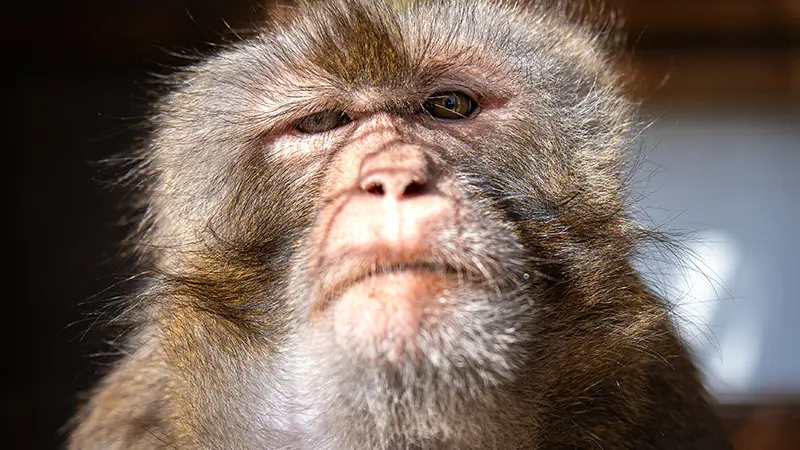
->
(70, 2), (729, 449)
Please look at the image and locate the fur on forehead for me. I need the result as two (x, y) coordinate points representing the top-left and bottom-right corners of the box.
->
(255, 0), (611, 103)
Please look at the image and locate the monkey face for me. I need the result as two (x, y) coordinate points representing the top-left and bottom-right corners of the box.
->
(144, 0), (636, 442)
(271, 98), (542, 445)
(291, 109), (535, 377)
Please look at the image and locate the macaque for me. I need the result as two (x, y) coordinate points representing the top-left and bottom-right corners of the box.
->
(69, 0), (731, 449)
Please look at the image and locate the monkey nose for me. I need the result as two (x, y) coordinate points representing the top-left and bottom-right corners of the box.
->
(359, 169), (430, 200)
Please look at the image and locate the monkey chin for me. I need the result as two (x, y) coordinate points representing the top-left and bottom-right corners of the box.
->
(329, 269), (451, 364)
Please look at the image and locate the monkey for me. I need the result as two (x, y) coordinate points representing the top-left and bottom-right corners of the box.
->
(68, 0), (731, 449)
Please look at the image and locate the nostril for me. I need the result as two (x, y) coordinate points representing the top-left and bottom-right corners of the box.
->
(359, 170), (429, 199)
(363, 181), (385, 196)
(402, 177), (427, 198)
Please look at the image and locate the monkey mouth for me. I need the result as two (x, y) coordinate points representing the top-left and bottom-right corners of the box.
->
(310, 258), (478, 362)
(311, 258), (474, 316)
(337, 262), (459, 291)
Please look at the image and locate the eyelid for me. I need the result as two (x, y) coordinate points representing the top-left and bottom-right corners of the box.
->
(293, 110), (352, 134)
(427, 84), (481, 102)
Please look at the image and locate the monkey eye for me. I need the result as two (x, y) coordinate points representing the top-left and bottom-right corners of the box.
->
(423, 91), (478, 120)
(294, 111), (352, 134)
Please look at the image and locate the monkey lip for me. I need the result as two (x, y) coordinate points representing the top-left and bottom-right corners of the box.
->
(312, 261), (472, 315)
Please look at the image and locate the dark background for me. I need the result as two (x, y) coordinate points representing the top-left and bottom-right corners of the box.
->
(4, 1), (798, 448)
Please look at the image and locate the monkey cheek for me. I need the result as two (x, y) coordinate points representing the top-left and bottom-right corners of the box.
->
(330, 271), (449, 363)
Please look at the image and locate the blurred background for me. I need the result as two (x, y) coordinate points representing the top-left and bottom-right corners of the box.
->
(3, 0), (798, 448)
